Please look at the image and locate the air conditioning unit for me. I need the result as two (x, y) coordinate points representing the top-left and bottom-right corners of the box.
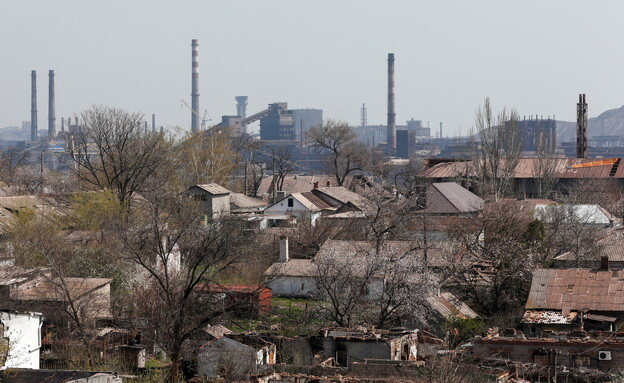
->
(598, 351), (612, 361)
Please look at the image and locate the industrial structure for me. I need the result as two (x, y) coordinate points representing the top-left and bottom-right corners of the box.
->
(48, 70), (56, 138)
(191, 39), (200, 133)
(577, 93), (588, 158)
(30, 70), (37, 142)
(387, 53), (396, 156)
(235, 96), (248, 120)
(512, 117), (556, 152)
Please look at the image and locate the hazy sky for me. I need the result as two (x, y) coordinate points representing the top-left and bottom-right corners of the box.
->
(2, 1), (624, 135)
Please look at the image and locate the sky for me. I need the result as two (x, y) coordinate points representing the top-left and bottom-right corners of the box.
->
(2, 1), (624, 136)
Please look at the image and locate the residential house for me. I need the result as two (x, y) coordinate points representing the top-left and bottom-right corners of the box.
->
(554, 231), (624, 269)
(263, 192), (335, 227)
(421, 157), (624, 197)
(0, 266), (112, 326)
(229, 192), (266, 213)
(312, 328), (442, 367)
(522, 266), (624, 337)
(197, 336), (276, 378)
(257, 175), (349, 202)
(473, 329), (624, 374)
(310, 186), (372, 212)
(422, 182), (484, 215)
(196, 284), (272, 317)
(186, 184), (232, 219)
(534, 203), (619, 227)
(0, 311), (43, 369)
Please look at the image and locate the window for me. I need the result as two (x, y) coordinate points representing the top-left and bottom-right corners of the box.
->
(287, 198), (294, 207)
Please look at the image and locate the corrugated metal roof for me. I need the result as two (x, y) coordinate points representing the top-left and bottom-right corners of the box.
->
(312, 187), (371, 210)
(429, 182), (484, 213)
(526, 268), (624, 311)
(422, 158), (624, 179)
(195, 183), (231, 195)
(299, 192), (335, 210)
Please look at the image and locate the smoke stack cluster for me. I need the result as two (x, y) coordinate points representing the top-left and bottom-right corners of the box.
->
(576, 94), (588, 158)
(191, 39), (200, 133)
(48, 70), (56, 138)
(31, 70), (38, 142)
(387, 53), (396, 156)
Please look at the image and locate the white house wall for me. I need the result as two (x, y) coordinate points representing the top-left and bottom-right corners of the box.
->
(0, 311), (42, 369)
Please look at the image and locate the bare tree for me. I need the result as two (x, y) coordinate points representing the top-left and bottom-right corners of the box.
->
(470, 97), (522, 200)
(446, 200), (536, 324)
(307, 120), (369, 186)
(313, 240), (435, 328)
(531, 135), (558, 199)
(67, 106), (170, 207)
(118, 194), (244, 383)
(176, 128), (236, 188)
(535, 203), (607, 265)
(269, 146), (295, 192)
(0, 147), (29, 186)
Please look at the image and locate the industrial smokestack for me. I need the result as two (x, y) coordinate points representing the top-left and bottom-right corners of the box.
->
(48, 70), (56, 138)
(31, 70), (38, 142)
(61, 117), (65, 132)
(576, 94), (588, 158)
(152, 114), (156, 133)
(387, 53), (396, 156)
(191, 39), (200, 133)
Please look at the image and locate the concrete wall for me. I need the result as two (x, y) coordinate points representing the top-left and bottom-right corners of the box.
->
(0, 311), (42, 369)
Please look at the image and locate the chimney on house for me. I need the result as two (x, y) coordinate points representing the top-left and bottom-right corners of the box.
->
(600, 256), (609, 271)
(326, 180), (330, 187)
(279, 236), (289, 263)
(313, 181), (319, 189)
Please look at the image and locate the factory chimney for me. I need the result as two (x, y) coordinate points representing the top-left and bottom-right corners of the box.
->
(191, 39), (200, 133)
(30, 70), (38, 142)
(387, 53), (396, 156)
(152, 114), (156, 133)
(576, 94), (588, 158)
(48, 70), (56, 138)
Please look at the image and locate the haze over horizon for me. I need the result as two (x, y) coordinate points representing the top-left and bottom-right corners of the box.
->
(2, 1), (624, 135)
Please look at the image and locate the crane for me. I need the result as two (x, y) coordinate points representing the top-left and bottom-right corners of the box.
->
(180, 99), (211, 130)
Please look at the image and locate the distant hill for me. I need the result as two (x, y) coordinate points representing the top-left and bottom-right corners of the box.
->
(556, 105), (624, 142)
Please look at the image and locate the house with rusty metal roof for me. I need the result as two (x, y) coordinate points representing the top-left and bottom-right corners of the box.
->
(522, 266), (624, 337)
(421, 157), (624, 198)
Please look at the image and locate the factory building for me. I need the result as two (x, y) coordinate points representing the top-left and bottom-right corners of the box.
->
(512, 118), (557, 152)
(260, 103), (295, 141)
(293, 109), (323, 142)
